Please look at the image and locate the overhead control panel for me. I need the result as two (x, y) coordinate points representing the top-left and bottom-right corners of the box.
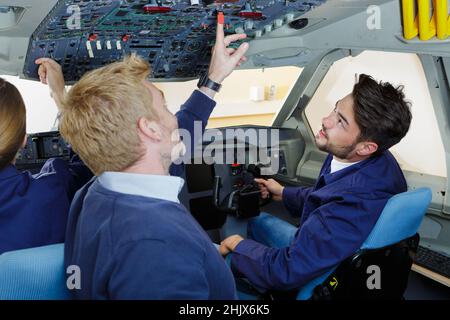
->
(23, 0), (327, 82)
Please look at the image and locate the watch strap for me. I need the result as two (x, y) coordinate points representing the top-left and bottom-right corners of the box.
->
(197, 74), (222, 92)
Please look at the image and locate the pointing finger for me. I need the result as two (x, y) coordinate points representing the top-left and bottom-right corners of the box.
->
(215, 21), (225, 50)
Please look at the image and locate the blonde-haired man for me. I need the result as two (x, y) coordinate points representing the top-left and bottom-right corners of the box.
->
(37, 23), (248, 299)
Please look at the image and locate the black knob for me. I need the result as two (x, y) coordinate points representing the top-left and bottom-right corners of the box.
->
(247, 164), (262, 178)
(289, 18), (309, 30)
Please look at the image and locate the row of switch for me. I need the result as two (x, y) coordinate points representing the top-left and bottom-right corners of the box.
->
(85, 39), (123, 58)
(234, 12), (296, 37)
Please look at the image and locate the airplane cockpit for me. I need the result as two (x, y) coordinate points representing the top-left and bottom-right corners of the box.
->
(0, 0), (449, 301)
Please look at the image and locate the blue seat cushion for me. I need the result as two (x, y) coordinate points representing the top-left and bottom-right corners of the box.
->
(0, 244), (71, 300)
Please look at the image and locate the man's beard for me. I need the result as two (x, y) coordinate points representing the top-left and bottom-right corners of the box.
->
(317, 140), (358, 160)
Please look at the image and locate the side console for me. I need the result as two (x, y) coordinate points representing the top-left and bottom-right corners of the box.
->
(16, 131), (71, 173)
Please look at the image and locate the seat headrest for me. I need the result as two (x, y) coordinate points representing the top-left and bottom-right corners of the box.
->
(361, 187), (432, 250)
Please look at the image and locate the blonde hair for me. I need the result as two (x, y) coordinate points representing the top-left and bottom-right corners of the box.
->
(60, 55), (158, 175)
(0, 78), (26, 170)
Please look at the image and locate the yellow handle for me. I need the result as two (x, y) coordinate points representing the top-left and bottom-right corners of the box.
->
(418, 0), (436, 41)
(402, 0), (419, 39)
(435, 0), (448, 39)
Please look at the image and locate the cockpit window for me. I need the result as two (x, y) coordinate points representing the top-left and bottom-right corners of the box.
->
(156, 66), (303, 128)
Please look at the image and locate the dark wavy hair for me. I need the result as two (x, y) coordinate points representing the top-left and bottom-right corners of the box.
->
(352, 74), (412, 155)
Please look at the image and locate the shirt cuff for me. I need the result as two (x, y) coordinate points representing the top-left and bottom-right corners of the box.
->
(230, 239), (271, 277)
(195, 89), (214, 101)
(282, 187), (299, 209)
(233, 239), (265, 259)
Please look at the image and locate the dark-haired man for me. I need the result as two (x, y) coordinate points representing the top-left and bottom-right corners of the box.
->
(220, 74), (412, 292)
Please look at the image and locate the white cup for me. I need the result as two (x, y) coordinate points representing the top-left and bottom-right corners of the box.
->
(249, 86), (265, 102)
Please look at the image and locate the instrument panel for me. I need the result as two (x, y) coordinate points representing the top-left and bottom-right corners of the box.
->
(23, 0), (327, 82)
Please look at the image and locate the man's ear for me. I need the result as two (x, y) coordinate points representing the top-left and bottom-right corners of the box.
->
(138, 117), (162, 142)
(356, 141), (378, 157)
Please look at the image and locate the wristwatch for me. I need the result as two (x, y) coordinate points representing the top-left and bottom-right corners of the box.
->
(197, 73), (222, 92)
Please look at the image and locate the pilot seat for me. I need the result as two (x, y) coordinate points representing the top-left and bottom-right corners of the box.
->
(234, 187), (432, 300)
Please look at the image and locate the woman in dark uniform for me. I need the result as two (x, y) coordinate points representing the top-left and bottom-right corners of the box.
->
(0, 77), (92, 254)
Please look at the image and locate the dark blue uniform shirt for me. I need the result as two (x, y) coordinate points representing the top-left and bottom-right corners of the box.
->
(0, 156), (92, 254)
(231, 151), (407, 290)
(65, 180), (237, 299)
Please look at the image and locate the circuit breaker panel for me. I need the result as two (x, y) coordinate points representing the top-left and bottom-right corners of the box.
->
(23, 0), (327, 82)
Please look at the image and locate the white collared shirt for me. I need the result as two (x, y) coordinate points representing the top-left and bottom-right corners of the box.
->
(330, 158), (361, 174)
(98, 172), (185, 204)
